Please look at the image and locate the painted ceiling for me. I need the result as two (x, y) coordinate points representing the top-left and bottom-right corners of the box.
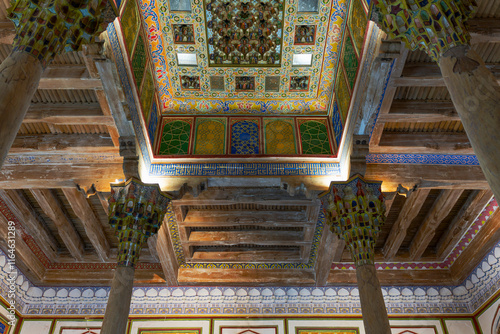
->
(120, 0), (369, 116)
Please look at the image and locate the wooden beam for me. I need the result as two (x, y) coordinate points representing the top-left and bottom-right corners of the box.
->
(23, 103), (114, 125)
(315, 227), (345, 286)
(97, 192), (110, 214)
(378, 100), (460, 123)
(451, 207), (500, 282)
(62, 188), (111, 262)
(328, 268), (454, 286)
(156, 224), (179, 286)
(9, 134), (118, 154)
(0, 189), (59, 261)
(41, 268), (166, 285)
(366, 163), (487, 188)
(0, 213), (46, 283)
(31, 189), (85, 261)
(469, 18), (500, 43)
(409, 189), (464, 260)
(436, 189), (494, 260)
(37, 65), (102, 90)
(392, 74), (500, 87)
(0, 163), (125, 191)
(189, 249), (302, 262)
(180, 210), (312, 227)
(383, 189), (431, 260)
(178, 268), (315, 285)
(370, 46), (409, 147)
(186, 230), (306, 246)
(374, 132), (473, 154)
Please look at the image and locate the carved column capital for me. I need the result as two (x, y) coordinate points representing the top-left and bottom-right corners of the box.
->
(372, 0), (477, 61)
(320, 175), (385, 266)
(108, 178), (171, 267)
(8, 0), (116, 67)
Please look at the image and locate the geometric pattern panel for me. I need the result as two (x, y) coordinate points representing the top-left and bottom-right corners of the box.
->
(194, 118), (226, 155)
(335, 68), (351, 123)
(348, 0), (368, 56)
(140, 68), (155, 122)
(206, 0), (283, 66)
(159, 119), (192, 155)
(343, 33), (358, 90)
(299, 120), (332, 155)
(132, 33), (146, 86)
(230, 119), (260, 154)
(121, 0), (139, 53)
(264, 119), (296, 154)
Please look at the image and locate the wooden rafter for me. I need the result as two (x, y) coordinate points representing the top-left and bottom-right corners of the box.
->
(383, 189), (431, 260)
(377, 100), (460, 123)
(409, 189), (464, 260)
(436, 190), (494, 260)
(0, 189), (59, 260)
(373, 132), (472, 154)
(31, 189), (85, 261)
(315, 227), (345, 286)
(23, 103), (114, 126)
(9, 134), (118, 155)
(62, 188), (111, 262)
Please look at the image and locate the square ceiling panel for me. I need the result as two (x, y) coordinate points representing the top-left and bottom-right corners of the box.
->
(145, 0), (350, 115)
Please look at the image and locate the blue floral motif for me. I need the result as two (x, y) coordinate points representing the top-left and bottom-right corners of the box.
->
(231, 121), (259, 155)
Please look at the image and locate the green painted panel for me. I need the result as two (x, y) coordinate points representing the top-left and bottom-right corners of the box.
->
(300, 121), (331, 155)
(159, 120), (191, 155)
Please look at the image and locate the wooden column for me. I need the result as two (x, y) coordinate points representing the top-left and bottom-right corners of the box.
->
(0, 0), (113, 168)
(0, 52), (43, 168)
(101, 178), (171, 334)
(373, 0), (500, 200)
(321, 175), (390, 334)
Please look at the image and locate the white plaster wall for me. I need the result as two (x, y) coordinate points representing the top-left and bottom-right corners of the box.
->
(18, 320), (52, 334)
(477, 296), (500, 333)
(443, 319), (476, 334)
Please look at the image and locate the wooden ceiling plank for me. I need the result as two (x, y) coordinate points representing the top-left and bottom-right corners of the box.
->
(156, 225), (179, 286)
(366, 163), (487, 186)
(328, 267), (454, 285)
(0, 189), (59, 261)
(409, 189), (464, 260)
(37, 64), (102, 90)
(31, 189), (85, 261)
(181, 210), (311, 227)
(382, 189), (431, 260)
(315, 226), (345, 286)
(62, 188), (111, 262)
(436, 189), (494, 260)
(23, 102), (114, 126)
(190, 250), (302, 262)
(451, 208), (500, 282)
(374, 132), (473, 154)
(9, 134), (118, 154)
(0, 213), (46, 282)
(186, 230), (305, 246)
(178, 268), (315, 285)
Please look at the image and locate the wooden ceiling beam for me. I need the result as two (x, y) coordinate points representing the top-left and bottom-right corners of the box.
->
(366, 163), (487, 188)
(62, 188), (111, 262)
(41, 268), (166, 285)
(409, 189), (464, 260)
(37, 65), (102, 90)
(374, 132), (473, 154)
(468, 18), (500, 43)
(186, 230), (306, 246)
(377, 100), (460, 123)
(189, 249), (303, 262)
(437, 189), (494, 260)
(31, 189), (85, 261)
(156, 224), (179, 286)
(178, 268), (316, 285)
(383, 189), (431, 260)
(0, 213), (46, 283)
(328, 268), (454, 285)
(0, 163), (125, 191)
(23, 103), (114, 126)
(0, 189), (59, 261)
(451, 208), (500, 282)
(180, 210), (312, 227)
(9, 134), (118, 154)
(315, 227), (345, 286)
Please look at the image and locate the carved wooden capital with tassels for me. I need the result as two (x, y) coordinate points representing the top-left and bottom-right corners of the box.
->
(108, 178), (171, 268)
(372, 0), (477, 61)
(320, 175), (385, 267)
(7, 0), (116, 67)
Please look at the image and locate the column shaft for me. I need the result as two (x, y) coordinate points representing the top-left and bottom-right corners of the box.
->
(0, 51), (43, 168)
(101, 266), (135, 334)
(438, 46), (500, 201)
(356, 264), (391, 334)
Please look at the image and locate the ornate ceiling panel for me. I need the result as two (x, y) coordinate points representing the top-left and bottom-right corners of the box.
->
(139, 0), (349, 115)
